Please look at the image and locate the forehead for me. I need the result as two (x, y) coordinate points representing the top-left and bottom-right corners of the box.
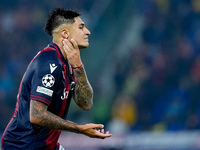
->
(73, 17), (84, 26)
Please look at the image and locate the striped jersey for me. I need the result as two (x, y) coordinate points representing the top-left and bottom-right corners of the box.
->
(1, 43), (75, 150)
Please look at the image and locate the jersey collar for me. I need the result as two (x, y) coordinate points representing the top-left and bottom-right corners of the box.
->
(49, 42), (68, 64)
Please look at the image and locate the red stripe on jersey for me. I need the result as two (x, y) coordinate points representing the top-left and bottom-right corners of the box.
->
(30, 94), (51, 105)
(44, 44), (73, 149)
(30, 97), (51, 106)
(45, 130), (61, 150)
(41, 47), (56, 52)
(55, 48), (70, 117)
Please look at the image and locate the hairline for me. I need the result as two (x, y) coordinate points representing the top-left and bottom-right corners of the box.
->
(52, 16), (84, 37)
(52, 17), (76, 35)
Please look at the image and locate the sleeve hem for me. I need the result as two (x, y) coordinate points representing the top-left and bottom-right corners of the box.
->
(30, 94), (51, 105)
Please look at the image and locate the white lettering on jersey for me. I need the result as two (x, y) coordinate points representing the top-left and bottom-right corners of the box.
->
(61, 88), (69, 100)
(59, 145), (65, 150)
(62, 71), (65, 79)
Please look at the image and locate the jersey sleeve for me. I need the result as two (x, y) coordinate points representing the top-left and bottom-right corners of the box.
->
(30, 51), (62, 105)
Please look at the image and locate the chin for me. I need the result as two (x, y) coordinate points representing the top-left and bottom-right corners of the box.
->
(79, 44), (89, 49)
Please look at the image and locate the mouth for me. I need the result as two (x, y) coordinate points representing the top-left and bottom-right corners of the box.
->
(84, 38), (89, 41)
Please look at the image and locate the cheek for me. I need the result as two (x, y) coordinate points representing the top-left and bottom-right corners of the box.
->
(71, 31), (80, 40)
(74, 33), (83, 42)
(71, 29), (85, 43)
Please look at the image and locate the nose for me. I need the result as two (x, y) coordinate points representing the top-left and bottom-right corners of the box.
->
(85, 27), (91, 35)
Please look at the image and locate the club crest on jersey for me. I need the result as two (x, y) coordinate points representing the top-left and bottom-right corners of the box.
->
(42, 74), (55, 88)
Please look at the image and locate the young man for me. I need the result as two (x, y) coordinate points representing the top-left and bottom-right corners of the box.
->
(1, 8), (112, 150)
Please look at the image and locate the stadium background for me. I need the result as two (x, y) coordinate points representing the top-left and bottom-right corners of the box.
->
(1, 0), (200, 149)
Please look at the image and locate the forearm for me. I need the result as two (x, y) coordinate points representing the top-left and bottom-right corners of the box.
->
(30, 100), (112, 139)
(73, 65), (93, 110)
(30, 100), (80, 132)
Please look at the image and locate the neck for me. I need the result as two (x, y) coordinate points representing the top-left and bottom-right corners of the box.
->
(53, 38), (67, 60)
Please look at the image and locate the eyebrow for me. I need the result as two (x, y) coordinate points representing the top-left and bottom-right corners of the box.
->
(79, 23), (85, 26)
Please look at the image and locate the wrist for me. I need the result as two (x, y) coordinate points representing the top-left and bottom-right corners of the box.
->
(77, 124), (84, 133)
(73, 64), (83, 70)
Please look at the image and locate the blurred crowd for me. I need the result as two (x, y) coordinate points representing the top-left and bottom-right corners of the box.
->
(107, 0), (200, 134)
(1, 0), (200, 135)
(0, 0), (96, 130)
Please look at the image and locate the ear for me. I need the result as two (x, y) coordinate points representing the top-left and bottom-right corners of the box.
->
(61, 28), (70, 39)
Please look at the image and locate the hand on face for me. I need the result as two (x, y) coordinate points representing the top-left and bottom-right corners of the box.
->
(62, 38), (82, 68)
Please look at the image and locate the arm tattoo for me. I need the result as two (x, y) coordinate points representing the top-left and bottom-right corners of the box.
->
(73, 66), (93, 110)
(30, 100), (80, 132)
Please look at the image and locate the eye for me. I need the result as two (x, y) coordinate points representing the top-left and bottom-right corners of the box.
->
(79, 26), (83, 29)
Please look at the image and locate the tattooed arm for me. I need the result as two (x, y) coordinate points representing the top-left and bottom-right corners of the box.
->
(29, 100), (112, 138)
(73, 66), (93, 110)
(30, 100), (79, 132)
(62, 39), (93, 110)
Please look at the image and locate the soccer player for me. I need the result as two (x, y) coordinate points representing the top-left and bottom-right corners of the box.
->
(1, 8), (112, 150)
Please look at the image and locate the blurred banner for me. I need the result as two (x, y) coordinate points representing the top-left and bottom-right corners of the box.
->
(58, 131), (200, 150)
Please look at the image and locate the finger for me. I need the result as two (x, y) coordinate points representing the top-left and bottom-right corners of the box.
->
(71, 39), (78, 49)
(89, 124), (104, 129)
(92, 132), (112, 139)
(62, 42), (71, 53)
(95, 129), (112, 137)
(104, 133), (112, 137)
(62, 40), (71, 51)
(63, 39), (74, 51)
(101, 129), (104, 133)
(63, 39), (69, 46)
(97, 132), (112, 138)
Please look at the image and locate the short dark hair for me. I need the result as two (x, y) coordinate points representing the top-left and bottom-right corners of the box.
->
(45, 8), (80, 36)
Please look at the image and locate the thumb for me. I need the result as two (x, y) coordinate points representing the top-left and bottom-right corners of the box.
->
(95, 124), (104, 129)
(88, 124), (104, 129)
